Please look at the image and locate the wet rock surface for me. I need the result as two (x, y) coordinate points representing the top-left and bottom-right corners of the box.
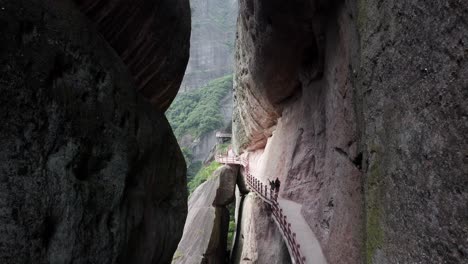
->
(0, 0), (188, 263)
(174, 165), (238, 264)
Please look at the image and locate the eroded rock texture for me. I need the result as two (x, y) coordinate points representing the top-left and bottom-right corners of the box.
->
(74, 0), (191, 111)
(233, 0), (330, 151)
(231, 193), (291, 264)
(358, 0), (468, 263)
(174, 165), (238, 264)
(0, 0), (188, 263)
(233, 0), (467, 263)
(233, 0), (362, 263)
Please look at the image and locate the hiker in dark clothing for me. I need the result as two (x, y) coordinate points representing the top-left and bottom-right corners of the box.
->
(269, 180), (275, 192)
(274, 178), (280, 193)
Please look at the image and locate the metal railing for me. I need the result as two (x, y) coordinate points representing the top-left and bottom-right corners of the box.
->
(215, 132), (232, 138)
(215, 154), (307, 264)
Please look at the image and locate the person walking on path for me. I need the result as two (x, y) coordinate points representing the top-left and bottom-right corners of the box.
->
(269, 180), (275, 192)
(274, 178), (280, 193)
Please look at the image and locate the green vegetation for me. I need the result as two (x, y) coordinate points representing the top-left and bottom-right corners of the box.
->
(180, 147), (193, 165)
(187, 161), (222, 194)
(366, 144), (384, 264)
(166, 75), (233, 139)
(217, 143), (230, 154)
(227, 203), (236, 250)
(172, 250), (184, 262)
(187, 161), (202, 184)
(357, 0), (368, 32)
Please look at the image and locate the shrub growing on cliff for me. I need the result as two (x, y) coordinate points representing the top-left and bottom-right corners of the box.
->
(187, 161), (222, 194)
(166, 75), (233, 139)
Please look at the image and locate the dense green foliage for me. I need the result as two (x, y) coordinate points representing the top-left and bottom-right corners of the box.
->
(166, 75), (233, 139)
(216, 143), (230, 154)
(227, 203), (236, 250)
(187, 161), (222, 194)
(187, 161), (202, 184)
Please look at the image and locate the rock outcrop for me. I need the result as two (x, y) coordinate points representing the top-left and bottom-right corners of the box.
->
(232, 0), (467, 263)
(231, 193), (291, 264)
(180, 0), (237, 92)
(233, 0), (330, 151)
(233, 0), (362, 263)
(174, 165), (238, 264)
(75, 0), (191, 111)
(0, 0), (189, 263)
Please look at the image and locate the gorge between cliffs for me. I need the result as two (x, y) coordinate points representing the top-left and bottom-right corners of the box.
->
(0, 0), (467, 264)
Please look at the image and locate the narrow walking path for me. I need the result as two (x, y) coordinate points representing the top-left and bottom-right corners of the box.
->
(277, 199), (327, 264)
(215, 152), (328, 264)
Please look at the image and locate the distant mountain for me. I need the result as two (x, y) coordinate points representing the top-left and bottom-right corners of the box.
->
(180, 0), (238, 92)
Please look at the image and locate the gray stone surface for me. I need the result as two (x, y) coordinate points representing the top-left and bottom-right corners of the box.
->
(174, 165), (238, 264)
(0, 0), (188, 263)
(231, 193), (291, 264)
(358, 0), (468, 263)
(232, 1), (362, 263)
(232, 0), (467, 263)
(180, 0), (237, 92)
(233, 0), (332, 151)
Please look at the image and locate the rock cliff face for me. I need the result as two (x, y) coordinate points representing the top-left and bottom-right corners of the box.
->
(357, 1), (468, 263)
(180, 0), (237, 92)
(174, 165), (238, 264)
(233, 0), (362, 263)
(191, 91), (233, 162)
(233, 0), (337, 151)
(231, 193), (291, 264)
(232, 0), (467, 263)
(0, 0), (189, 263)
(75, 0), (191, 111)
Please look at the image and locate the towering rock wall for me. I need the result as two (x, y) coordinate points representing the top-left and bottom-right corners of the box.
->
(180, 0), (238, 92)
(0, 0), (190, 263)
(357, 0), (468, 263)
(233, 1), (362, 262)
(231, 193), (292, 264)
(232, 0), (467, 263)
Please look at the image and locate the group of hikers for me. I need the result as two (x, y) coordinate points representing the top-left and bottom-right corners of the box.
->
(269, 178), (281, 193)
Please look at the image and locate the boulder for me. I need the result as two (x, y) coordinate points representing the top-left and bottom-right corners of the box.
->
(0, 0), (188, 263)
(174, 165), (238, 264)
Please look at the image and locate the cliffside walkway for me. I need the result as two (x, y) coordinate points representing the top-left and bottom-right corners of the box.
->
(215, 154), (327, 264)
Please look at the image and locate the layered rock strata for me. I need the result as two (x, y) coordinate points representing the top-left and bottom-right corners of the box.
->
(75, 0), (191, 110)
